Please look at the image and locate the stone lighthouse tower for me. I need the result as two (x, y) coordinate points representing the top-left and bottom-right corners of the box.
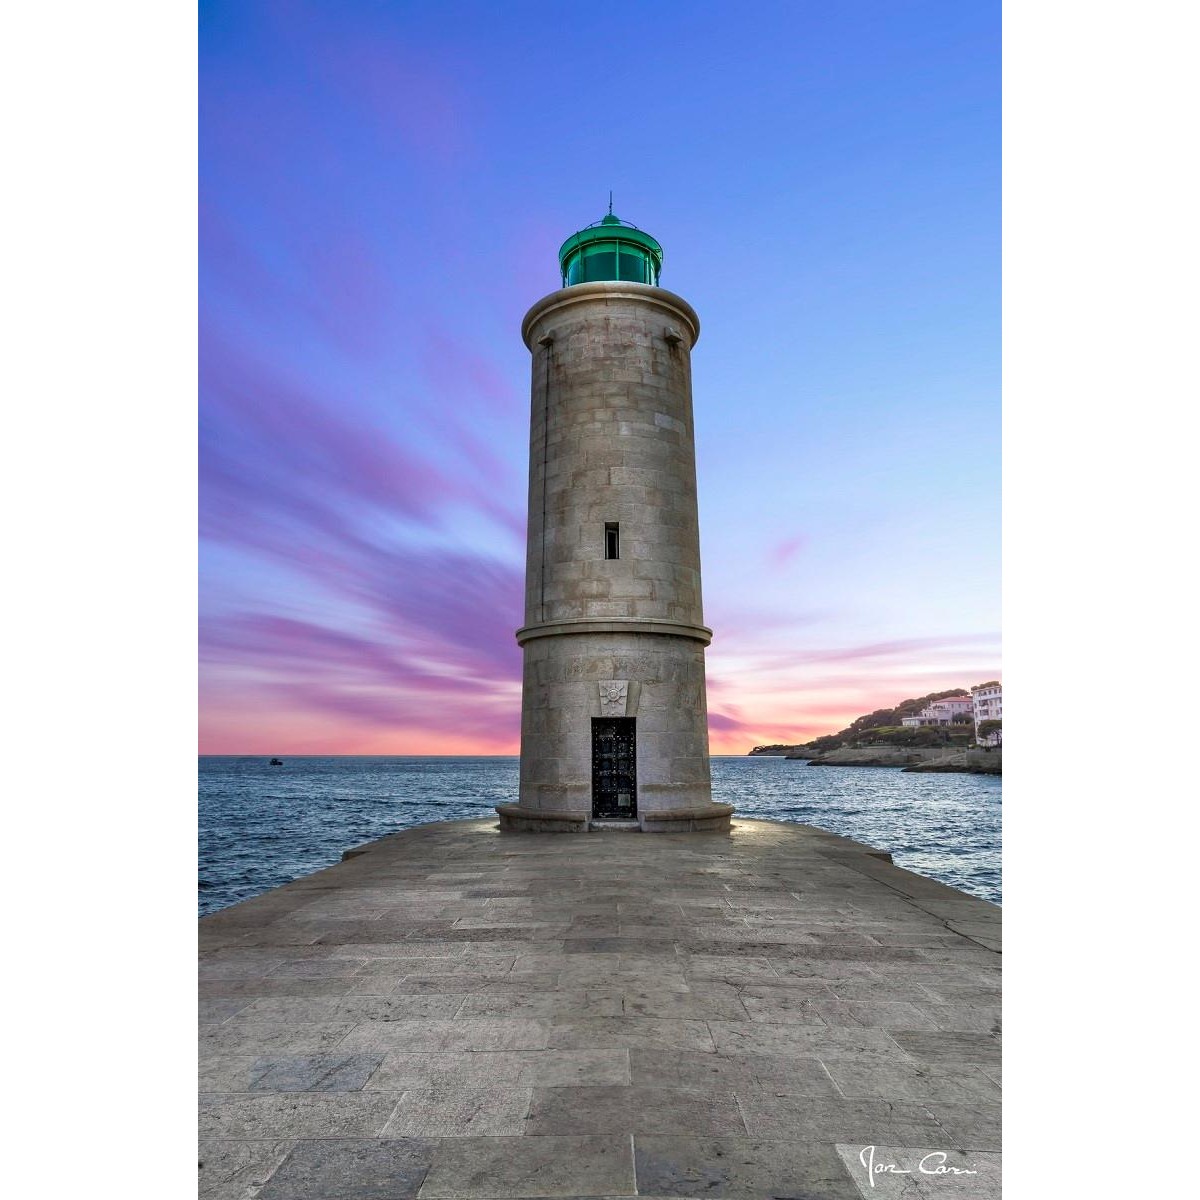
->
(497, 210), (733, 833)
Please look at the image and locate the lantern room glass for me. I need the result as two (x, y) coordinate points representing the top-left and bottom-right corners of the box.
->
(563, 241), (658, 287)
(559, 214), (663, 288)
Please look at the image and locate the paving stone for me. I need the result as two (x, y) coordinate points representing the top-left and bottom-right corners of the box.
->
(353, 959), (464, 978)
(739, 992), (828, 1024)
(199, 958), (287, 981)
(736, 1093), (947, 1144)
(526, 1084), (746, 1136)
(885, 964), (998, 985)
(200, 1052), (381, 1094)
(547, 1017), (715, 1051)
(887, 1031), (1002, 1068)
(328, 942), (466, 959)
(256, 1138), (437, 1200)
(772, 944), (926, 963)
(948, 926), (1001, 952)
(399, 958), (518, 977)
(823, 981), (933, 1004)
(738, 978), (836, 1000)
(198, 1138), (293, 1199)
(916, 1004), (1002, 1034)
(198, 997), (253, 1023)
(621, 986), (748, 1020)
(924, 1100), (1003, 1151)
(200, 818), (1000, 1197)
(812, 1001), (941, 1030)
(200, 976), (362, 998)
(684, 955), (779, 982)
(824, 1061), (1001, 1104)
(639, 1048), (845, 1099)
(468, 938), (556, 955)
(629, 1047), (758, 1091)
(913, 947), (998, 969)
(915, 982), (1001, 1005)
(378, 972), (559, 996)
(457, 989), (623, 1019)
(562, 937), (678, 955)
(708, 1021), (906, 1061)
(617, 923), (694, 939)
(269, 959), (369, 978)
(369, 1048), (629, 1089)
(339, 996), (470, 1021)
(246, 1053), (384, 1092)
(561, 967), (689, 992)
(200, 1020), (357, 1055)
(633, 1135), (861, 1199)
(341, 1018), (550, 1053)
(236, 997), (345, 1022)
(382, 1085), (533, 1135)
(199, 1093), (401, 1138)
(619, 953), (691, 973)
(200, 1054), (262, 1093)
(768, 960), (885, 983)
(512, 952), (585, 970)
(453, 916), (570, 930)
(417, 1134), (636, 1197)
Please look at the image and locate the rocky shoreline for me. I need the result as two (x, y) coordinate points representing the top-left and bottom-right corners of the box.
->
(781, 745), (1002, 775)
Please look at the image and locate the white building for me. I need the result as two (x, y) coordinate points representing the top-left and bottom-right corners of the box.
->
(972, 681), (1002, 745)
(900, 696), (974, 727)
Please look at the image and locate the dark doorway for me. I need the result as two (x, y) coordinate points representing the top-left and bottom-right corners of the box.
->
(592, 717), (637, 818)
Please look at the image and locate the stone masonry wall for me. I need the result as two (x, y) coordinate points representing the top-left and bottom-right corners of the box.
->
(515, 283), (715, 820)
(522, 286), (704, 629)
(518, 631), (713, 815)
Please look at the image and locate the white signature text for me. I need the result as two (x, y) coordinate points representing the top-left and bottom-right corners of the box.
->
(858, 1146), (980, 1188)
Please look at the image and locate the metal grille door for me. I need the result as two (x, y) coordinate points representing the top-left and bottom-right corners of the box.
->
(592, 718), (637, 818)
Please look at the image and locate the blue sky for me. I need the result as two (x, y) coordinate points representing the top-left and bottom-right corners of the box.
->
(200, 0), (999, 752)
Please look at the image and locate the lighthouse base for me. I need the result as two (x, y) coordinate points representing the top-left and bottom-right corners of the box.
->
(495, 803), (733, 834)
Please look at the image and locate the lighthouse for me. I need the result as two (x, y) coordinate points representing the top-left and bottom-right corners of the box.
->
(496, 210), (733, 833)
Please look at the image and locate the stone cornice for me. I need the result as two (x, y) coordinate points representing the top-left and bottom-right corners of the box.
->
(521, 282), (701, 350)
(515, 617), (713, 646)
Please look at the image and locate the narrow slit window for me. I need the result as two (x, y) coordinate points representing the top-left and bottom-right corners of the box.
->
(604, 522), (620, 560)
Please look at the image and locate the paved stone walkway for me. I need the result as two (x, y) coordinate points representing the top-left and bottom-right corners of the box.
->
(199, 818), (1001, 1199)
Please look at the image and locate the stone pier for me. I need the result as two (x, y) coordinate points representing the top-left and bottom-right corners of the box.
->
(199, 818), (1001, 1198)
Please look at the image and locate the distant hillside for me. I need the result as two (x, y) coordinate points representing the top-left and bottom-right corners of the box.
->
(748, 688), (974, 757)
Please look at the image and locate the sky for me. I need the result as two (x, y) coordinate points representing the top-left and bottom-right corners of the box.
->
(199, 0), (1000, 755)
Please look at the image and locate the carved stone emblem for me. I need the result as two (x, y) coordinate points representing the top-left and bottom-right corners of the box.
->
(598, 680), (629, 715)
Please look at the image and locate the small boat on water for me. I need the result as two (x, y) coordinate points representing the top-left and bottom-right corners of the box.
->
(269, 758), (283, 766)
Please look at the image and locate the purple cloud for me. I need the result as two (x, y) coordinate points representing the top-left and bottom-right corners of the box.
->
(200, 319), (527, 745)
(770, 535), (806, 567)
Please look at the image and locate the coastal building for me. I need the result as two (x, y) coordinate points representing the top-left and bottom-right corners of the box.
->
(900, 695), (974, 727)
(496, 209), (732, 833)
(972, 680), (1003, 744)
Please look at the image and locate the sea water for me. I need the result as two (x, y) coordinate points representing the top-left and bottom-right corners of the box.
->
(199, 755), (1000, 916)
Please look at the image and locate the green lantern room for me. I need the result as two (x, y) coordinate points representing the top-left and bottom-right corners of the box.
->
(558, 209), (663, 288)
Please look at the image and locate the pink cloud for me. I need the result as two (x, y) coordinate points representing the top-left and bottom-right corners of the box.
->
(770, 535), (806, 567)
(200, 323), (529, 752)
